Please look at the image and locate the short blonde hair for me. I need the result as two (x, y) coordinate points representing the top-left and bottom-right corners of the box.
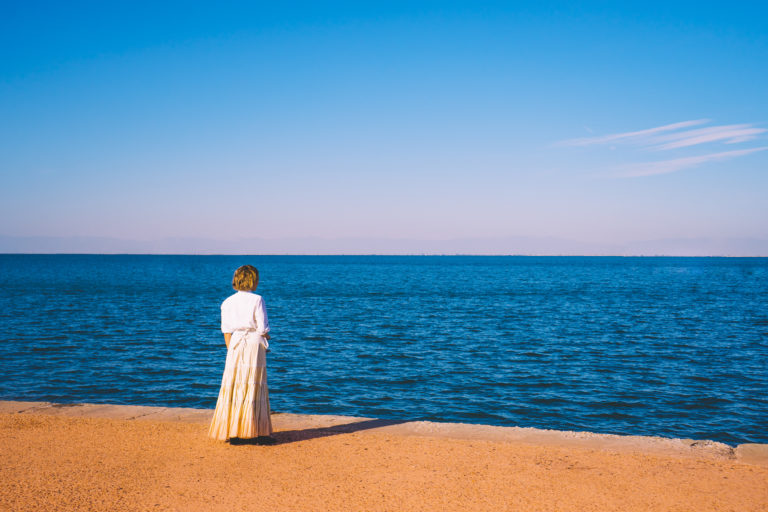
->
(232, 265), (259, 291)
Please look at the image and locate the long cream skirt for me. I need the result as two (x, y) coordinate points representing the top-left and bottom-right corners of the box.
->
(208, 332), (272, 441)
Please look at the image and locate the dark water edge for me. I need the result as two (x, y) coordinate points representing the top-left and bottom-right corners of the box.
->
(1, 254), (766, 445)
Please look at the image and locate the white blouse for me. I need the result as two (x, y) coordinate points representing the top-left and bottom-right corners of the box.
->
(220, 291), (270, 336)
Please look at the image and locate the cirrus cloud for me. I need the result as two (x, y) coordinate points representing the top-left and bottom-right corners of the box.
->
(617, 147), (768, 177)
(557, 119), (767, 177)
(558, 119), (710, 148)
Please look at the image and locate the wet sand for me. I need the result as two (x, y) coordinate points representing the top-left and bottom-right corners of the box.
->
(1, 401), (766, 511)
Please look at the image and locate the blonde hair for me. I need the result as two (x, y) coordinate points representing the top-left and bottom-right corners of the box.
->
(232, 265), (259, 291)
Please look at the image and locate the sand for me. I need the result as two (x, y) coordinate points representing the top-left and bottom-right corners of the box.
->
(1, 402), (766, 511)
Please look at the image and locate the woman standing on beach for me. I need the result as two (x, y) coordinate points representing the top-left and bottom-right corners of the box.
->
(209, 265), (274, 443)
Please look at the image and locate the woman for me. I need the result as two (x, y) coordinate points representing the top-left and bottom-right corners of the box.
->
(208, 265), (274, 444)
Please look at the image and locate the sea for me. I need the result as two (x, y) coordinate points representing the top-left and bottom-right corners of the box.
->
(0, 254), (766, 445)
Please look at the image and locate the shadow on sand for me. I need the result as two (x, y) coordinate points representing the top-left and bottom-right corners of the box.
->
(229, 418), (409, 446)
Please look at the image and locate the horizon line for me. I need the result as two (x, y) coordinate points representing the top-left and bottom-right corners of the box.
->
(2, 252), (767, 258)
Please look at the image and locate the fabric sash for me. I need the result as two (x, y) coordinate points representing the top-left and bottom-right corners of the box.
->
(230, 328), (269, 352)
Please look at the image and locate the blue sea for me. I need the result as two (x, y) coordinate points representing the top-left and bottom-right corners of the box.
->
(0, 254), (766, 445)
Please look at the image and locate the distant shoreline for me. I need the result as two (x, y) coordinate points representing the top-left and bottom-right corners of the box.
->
(2, 252), (768, 257)
(2, 234), (768, 257)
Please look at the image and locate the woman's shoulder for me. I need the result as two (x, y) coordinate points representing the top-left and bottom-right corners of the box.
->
(220, 292), (240, 308)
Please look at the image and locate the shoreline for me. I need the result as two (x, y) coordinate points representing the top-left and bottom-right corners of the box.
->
(3, 400), (767, 511)
(2, 400), (766, 466)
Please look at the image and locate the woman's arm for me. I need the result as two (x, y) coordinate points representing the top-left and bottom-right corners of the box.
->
(255, 296), (271, 338)
(223, 332), (231, 349)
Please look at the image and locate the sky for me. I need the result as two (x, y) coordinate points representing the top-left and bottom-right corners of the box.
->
(1, 1), (767, 254)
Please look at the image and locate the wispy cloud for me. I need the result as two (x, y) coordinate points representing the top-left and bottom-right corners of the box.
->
(558, 119), (709, 147)
(617, 147), (768, 177)
(559, 119), (767, 177)
(558, 119), (765, 151)
(651, 124), (766, 150)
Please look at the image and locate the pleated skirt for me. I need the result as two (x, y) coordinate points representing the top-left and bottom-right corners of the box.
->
(208, 334), (272, 441)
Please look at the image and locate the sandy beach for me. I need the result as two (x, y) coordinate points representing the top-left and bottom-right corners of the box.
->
(1, 401), (766, 511)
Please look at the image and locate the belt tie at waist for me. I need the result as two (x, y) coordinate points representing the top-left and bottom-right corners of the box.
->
(230, 329), (269, 351)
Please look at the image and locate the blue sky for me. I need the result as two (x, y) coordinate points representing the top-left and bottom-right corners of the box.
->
(1, 1), (767, 253)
